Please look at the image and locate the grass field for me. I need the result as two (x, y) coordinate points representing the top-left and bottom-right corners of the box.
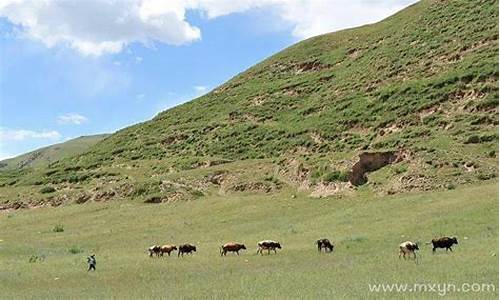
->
(1, 182), (497, 299)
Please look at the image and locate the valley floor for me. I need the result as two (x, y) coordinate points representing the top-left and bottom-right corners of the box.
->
(0, 182), (498, 299)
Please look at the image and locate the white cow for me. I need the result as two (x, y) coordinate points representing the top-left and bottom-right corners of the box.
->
(399, 241), (419, 259)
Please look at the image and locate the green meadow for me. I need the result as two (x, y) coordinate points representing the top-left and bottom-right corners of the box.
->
(1, 182), (497, 299)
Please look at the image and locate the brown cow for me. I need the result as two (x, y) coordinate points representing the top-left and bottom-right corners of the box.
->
(220, 242), (246, 256)
(160, 244), (178, 256)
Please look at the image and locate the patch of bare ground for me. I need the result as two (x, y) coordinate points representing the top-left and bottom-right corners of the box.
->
(227, 181), (279, 193)
(448, 88), (486, 108)
(347, 125), (371, 135)
(364, 79), (382, 93)
(418, 106), (438, 121)
(0, 201), (29, 211)
(398, 174), (442, 192)
(346, 48), (362, 59)
(287, 146), (314, 156)
(250, 94), (267, 106)
(269, 59), (333, 75)
(282, 88), (299, 97)
(309, 182), (353, 198)
(463, 161), (477, 172)
(190, 159), (233, 169)
(143, 191), (190, 204)
(206, 170), (228, 185)
(310, 132), (324, 145)
(212, 81), (243, 95)
(276, 158), (310, 190)
(162, 133), (188, 145)
(377, 121), (407, 136)
(348, 151), (404, 186)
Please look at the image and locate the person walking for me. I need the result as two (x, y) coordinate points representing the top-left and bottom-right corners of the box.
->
(87, 254), (96, 271)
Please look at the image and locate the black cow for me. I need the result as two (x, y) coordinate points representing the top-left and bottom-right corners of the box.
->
(148, 245), (161, 257)
(316, 239), (334, 252)
(178, 244), (197, 257)
(431, 237), (458, 253)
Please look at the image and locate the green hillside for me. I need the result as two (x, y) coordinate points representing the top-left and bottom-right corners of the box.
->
(0, 134), (109, 170)
(0, 0), (498, 208)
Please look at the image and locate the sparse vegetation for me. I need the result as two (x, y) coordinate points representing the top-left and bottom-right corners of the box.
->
(68, 246), (83, 254)
(323, 170), (349, 183)
(52, 224), (64, 232)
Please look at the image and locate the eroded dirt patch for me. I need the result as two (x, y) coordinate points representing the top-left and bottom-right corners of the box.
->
(348, 151), (401, 186)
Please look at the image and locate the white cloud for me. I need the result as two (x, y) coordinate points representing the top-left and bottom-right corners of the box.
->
(0, 0), (417, 56)
(0, 128), (61, 141)
(274, 0), (418, 39)
(194, 85), (208, 93)
(136, 93), (146, 102)
(0, 0), (201, 56)
(57, 113), (88, 125)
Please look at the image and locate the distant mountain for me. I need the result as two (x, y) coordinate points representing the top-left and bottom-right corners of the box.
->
(0, 134), (109, 170)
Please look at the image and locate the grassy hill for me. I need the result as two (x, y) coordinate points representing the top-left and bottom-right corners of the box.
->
(0, 134), (109, 170)
(0, 183), (497, 298)
(0, 0), (498, 208)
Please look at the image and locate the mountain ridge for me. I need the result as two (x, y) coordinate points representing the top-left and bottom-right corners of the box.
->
(0, 134), (109, 170)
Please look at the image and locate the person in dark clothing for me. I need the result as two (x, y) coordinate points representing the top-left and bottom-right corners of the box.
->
(87, 254), (96, 271)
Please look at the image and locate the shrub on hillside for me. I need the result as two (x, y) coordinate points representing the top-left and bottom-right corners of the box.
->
(464, 134), (498, 144)
(323, 170), (349, 183)
(144, 195), (162, 203)
(40, 186), (56, 194)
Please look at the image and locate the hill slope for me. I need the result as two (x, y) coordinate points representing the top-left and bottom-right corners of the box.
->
(0, 0), (498, 208)
(0, 134), (109, 170)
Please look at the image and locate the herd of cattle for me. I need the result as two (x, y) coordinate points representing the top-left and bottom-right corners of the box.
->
(147, 236), (458, 259)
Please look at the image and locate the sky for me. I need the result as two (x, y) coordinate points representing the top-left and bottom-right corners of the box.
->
(0, 0), (417, 160)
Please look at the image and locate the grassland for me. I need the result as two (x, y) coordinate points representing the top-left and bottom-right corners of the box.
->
(1, 182), (497, 298)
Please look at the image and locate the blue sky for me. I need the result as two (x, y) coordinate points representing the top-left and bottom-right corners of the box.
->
(0, 0), (416, 159)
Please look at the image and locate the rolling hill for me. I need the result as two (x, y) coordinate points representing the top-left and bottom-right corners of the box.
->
(0, 0), (498, 209)
(0, 134), (109, 170)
